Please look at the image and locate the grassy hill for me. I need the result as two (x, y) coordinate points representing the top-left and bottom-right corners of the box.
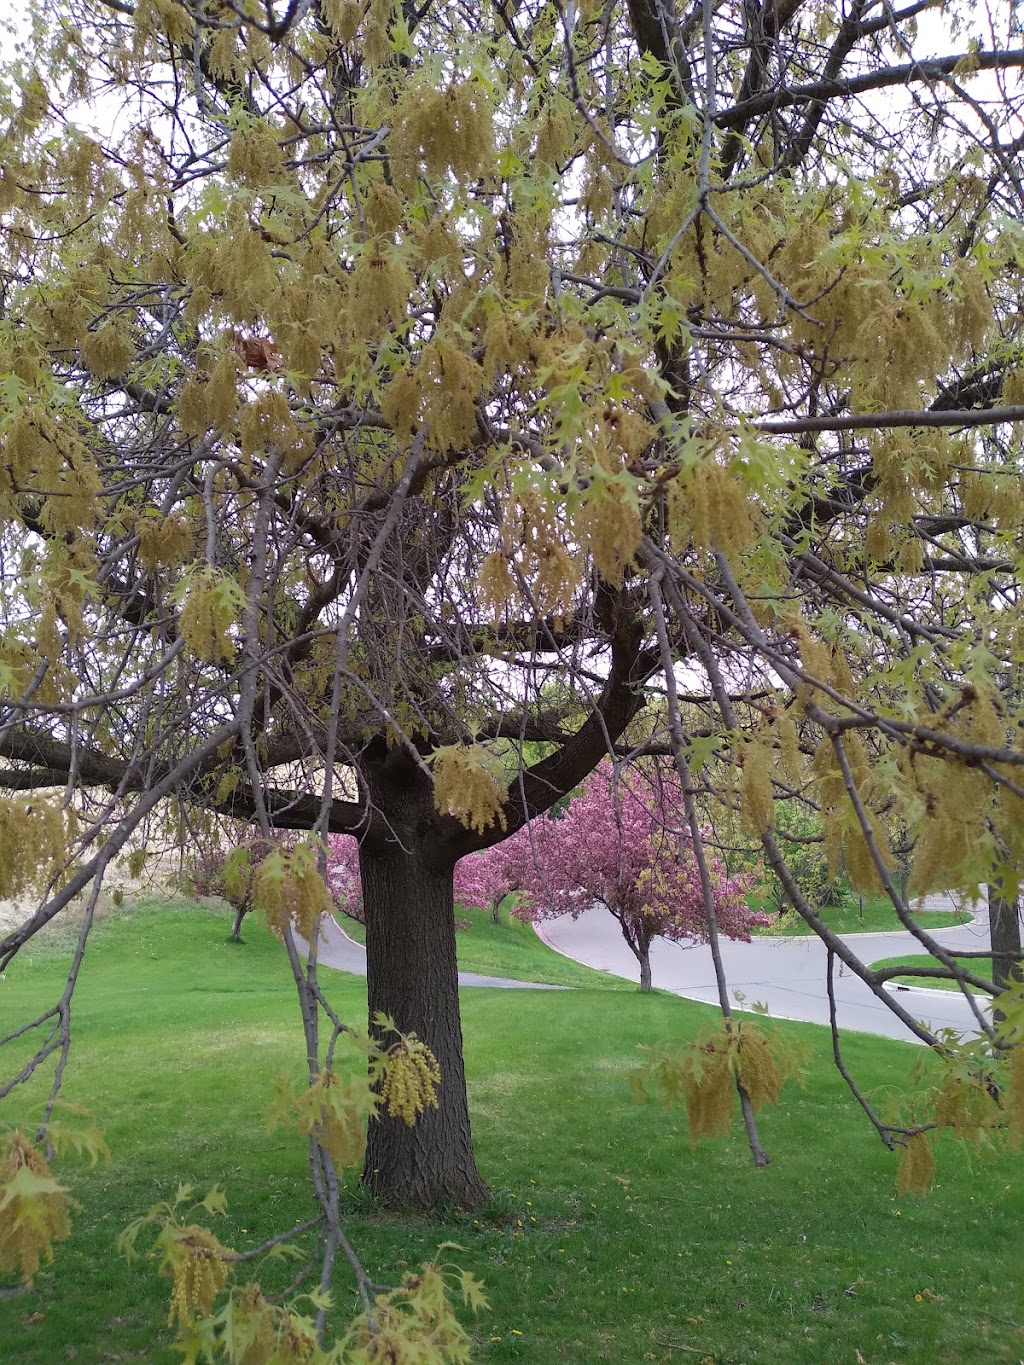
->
(1, 900), (1021, 1363)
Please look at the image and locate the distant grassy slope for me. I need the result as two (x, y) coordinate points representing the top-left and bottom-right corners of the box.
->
(755, 897), (970, 937)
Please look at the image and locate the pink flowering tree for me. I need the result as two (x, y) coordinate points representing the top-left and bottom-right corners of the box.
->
(509, 764), (764, 991)
(327, 831), (526, 927)
(452, 840), (528, 925)
(326, 763), (764, 990)
(326, 833), (365, 923)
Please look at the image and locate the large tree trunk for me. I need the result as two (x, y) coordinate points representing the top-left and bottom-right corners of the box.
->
(359, 757), (490, 1210)
(987, 883), (1023, 991)
(639, 944), (653, 993)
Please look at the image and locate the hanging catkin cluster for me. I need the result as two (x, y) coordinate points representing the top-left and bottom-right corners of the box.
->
(380, 1038), (442, 1127)
(178, 567), (247, 664)
(339, 1258), (485, 1362)
(162, 1224), (232, 1328)
(288, 1068), (376, 1170)
(431, 744), (509, 834)
(636, 1023), (804, 1149)
(390, 81), (494, 189)
(0, 797), (72, 900)
(214, 1282), (319, 1365)
(0, 1135), (74, 1284)
(252, 843), (334, 941)
(896, 1133), (937, 1196)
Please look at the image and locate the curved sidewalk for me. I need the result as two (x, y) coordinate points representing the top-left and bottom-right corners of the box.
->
(304, 914), (569, 990)
(538, 897), (994, 1042)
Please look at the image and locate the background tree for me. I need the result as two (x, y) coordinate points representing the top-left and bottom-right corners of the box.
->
(507, 763), (762, 991)
(329, 761), (764, 985)
(185, 835), (280, 941)
(452, 842), (527, 929)
(1, 0), (1023, 1278)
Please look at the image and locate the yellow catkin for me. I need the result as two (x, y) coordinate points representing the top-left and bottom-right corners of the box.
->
(739, 742), (775, 835)
(179, 568), (246, 663)
(932, 1065), (999, 1149)
(163, 1225), (231, 1328)
(685, 1044), (735, 1144)
(735, 1029), (784, 1109)
(895, 1133), (936, 1196)
(380, 1040), (442, 1126)
(574, 479), (642, 586)
(668, 463), (758, 558)
(294, 1069), (375, 1170)
(227, 121), (286, 186)
(774, 710), (803, 785)
(205, 351), (240, 431)
(364, 180), (404, 238)
(431, 745), (509, 834)
(252, 844), (333, 941)
(0, 1135), (74, 1284)
(476, 550), (518, 618)
(177, 377), (209, 438)
(416, 339), (484, 452)
(239, 390), (299, 460)
(137, 514), (193, 573)
(80, 325), (135, 379)
(0, 798), (68, 900)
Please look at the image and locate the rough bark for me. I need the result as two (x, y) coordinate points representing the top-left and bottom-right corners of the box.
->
(230, 905), (247, 942)
(359, 754), (490, 1209)
(987, 883), (1023, 992)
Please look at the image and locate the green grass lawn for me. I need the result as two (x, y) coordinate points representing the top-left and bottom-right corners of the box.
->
(756, 898), (970, 938)
(867, 954), (997, 993)
(1, 900), (1022, 1364)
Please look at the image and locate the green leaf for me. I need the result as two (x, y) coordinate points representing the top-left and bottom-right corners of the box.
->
(200, 1185), (228, 1216)
(0, 1162), (67, 1211)
(458, 1268), (489, 1311)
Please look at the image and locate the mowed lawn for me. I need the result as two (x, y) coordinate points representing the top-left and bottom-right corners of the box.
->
(753, 898), (970, 938)
(0, 902), (1021, 1364)
(867, 954), (998, 993)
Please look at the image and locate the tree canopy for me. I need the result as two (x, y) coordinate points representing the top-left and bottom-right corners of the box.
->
(2, 0), (1024, 1350)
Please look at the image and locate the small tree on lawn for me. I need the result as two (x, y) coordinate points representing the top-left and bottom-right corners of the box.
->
(453, 841), (528, 926)
(185, 837), (278, 942)
(507, 764), (762, 991)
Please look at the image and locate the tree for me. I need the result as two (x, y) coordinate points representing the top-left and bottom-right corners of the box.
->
(988, 881), (1024, 994)
(453, 840), (527, 927)
(185, 834), (280, 941)
(1, 0), (1024, 1296)
(508, 763), (762, 991)
(746, 801), (847, 921)
(329, 761), (763, 983)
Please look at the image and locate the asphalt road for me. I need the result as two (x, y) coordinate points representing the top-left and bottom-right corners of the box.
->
(306, 914), (569, 990)
(538, 896), (994, 1043)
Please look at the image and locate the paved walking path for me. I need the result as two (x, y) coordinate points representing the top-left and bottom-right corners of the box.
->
(306, 914), (569, 990)
(538, 894), (994, 1042)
